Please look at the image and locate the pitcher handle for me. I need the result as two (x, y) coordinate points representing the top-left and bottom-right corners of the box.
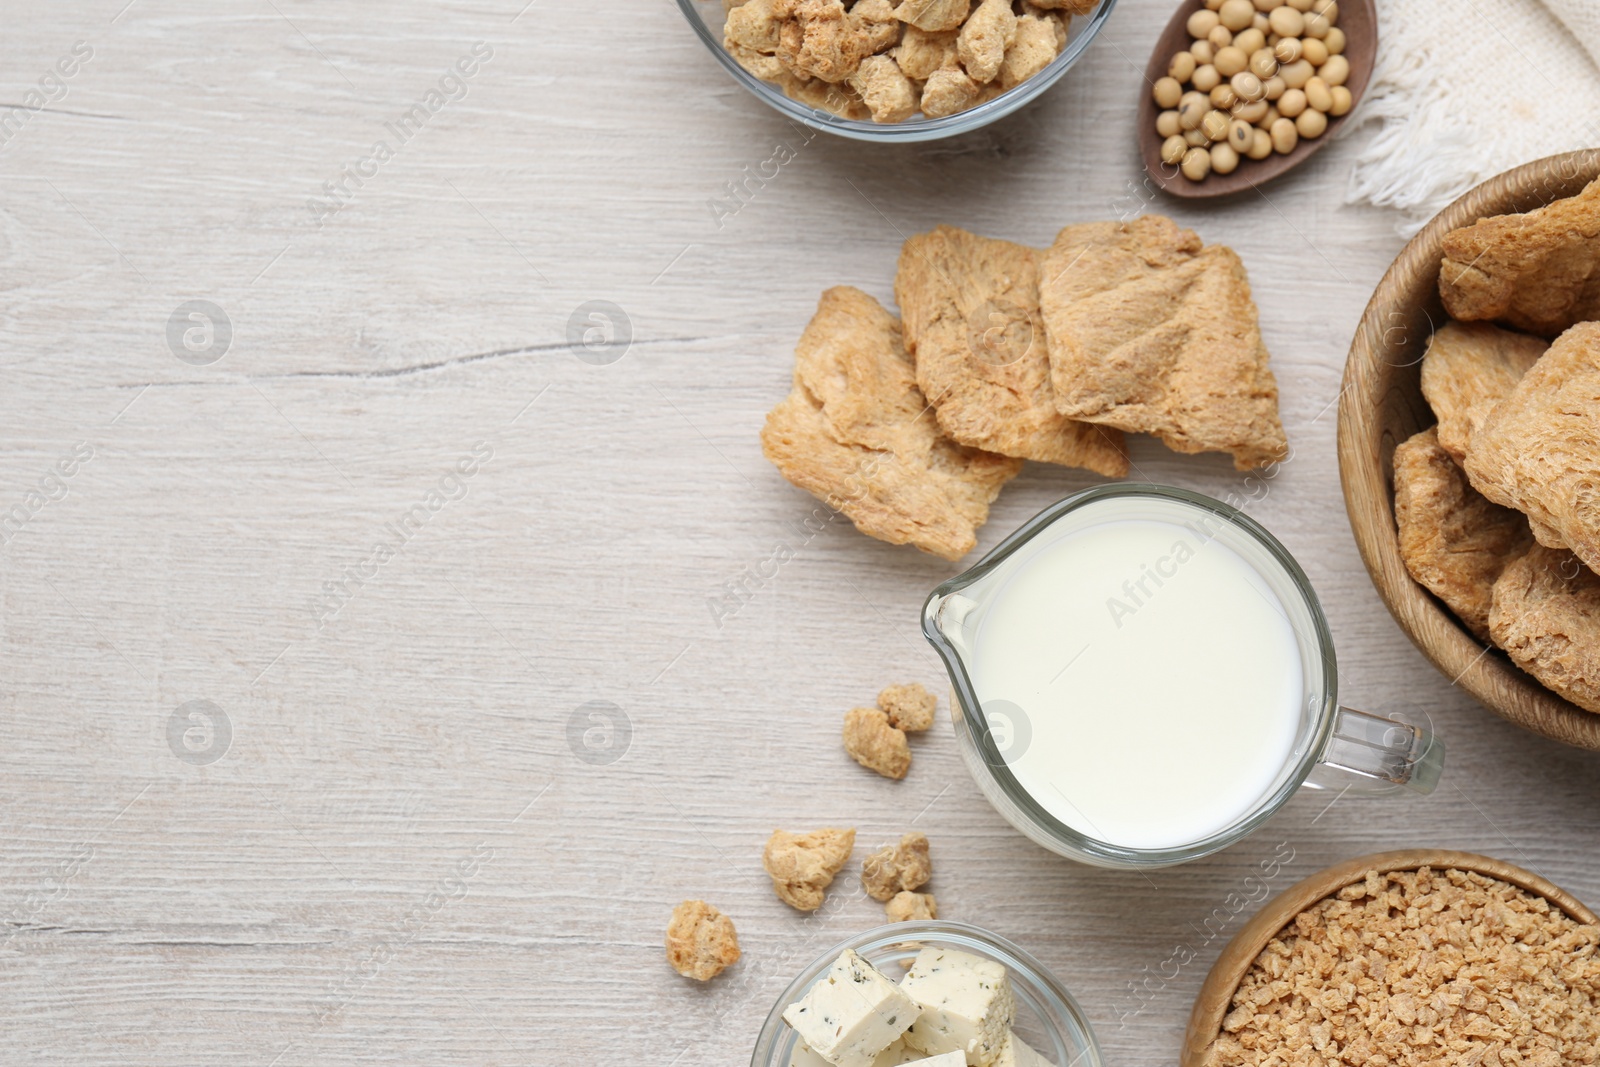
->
(1315, 705), (1444, 795)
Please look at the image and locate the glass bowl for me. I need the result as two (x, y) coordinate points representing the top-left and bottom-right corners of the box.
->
(678, 0), (1121, 143)
(750, 920), (1103, 1067)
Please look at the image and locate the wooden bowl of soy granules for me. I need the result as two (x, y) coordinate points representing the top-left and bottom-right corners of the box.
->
(1181, 850), (1600, 1067)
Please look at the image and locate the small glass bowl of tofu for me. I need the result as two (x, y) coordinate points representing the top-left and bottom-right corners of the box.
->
(677, 0), (1119, 143)
(750, 920), (1102, 1067)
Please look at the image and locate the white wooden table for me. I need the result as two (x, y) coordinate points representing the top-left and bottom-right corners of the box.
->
(4, 3), (1598, 1064)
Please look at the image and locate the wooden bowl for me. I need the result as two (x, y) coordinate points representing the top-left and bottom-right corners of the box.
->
(1181, 849), (1598, 1067)
(1137, 0), (1377, 199)
(1338, 149), (1600, 751)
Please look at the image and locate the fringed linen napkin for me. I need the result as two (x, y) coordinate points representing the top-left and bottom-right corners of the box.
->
(1345, 0), (1600, 233)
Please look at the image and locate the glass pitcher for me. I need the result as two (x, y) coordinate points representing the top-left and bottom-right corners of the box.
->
(922, 484), (1444, 869)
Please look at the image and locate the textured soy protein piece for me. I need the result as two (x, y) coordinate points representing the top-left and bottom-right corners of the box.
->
(1393, 426), (1531, 642)
(1418, 321), (1546, 463)
(895, 226), (1129, 475)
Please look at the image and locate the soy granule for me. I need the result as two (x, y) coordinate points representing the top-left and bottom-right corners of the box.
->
(1205, 867), (1600, 1067)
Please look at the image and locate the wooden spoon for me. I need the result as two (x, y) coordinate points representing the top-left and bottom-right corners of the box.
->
(1179, 849), (1598, 1067)
(1136, 0), (1378, 199)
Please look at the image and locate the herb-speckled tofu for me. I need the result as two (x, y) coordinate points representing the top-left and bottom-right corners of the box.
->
(783, 950), (919, 1067)
(899, 947), (1016, 1066)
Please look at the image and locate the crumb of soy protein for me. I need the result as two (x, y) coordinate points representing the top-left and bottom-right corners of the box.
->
(844, 706), (912, 779)
(878, 682), (937, 732)
(886, 890), (938, 922)
(861, 831), (933, 901)
(849, 53), (919, 123)
(763, 827), (857, 911)
(665, 900), (741, 981)
(956, 0), (1018, 85)
(1203, 866), (1600, 1067)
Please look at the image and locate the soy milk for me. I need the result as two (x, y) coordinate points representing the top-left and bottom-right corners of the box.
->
(954, 503), (1305, 851)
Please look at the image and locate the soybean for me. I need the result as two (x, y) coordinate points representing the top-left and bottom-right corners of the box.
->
(1261, 74), (1286, 100)
(1185, 127), (1209, 146)
(1210, 83), (1238, 109)
(1234, 28), (1267, 55)
(1234, 98), (1269, 123)
(1320, 53), (1350, 86)
(1181, 146), (1212, 180)
(1279, 58), (1314, 88)
(1190, 40), (1216, 64)
(1303, 9), (1330, 37)
(1273, 37), (1302, 63)
(1210, 142), (1240, 175)
(1329, 84), (1353, 115)
(1270, 116), (1298, 153)
(1178, 90), (1210, 129)
(1295, 107), (1327, 138)
(1227, 118), (1254, 152)
(1267, 6), (1304, 36)
(1277, 87), (1307, 117)
(1219, 0), (1255, 30)
(1192, 63), (1222, 92)
(1248, 127), (1274, 159)
(1305, 76), (1333, 111)
(1153, 76), (1183, 109)
(1200, 108), (1232, 142)
(1231, 71), (1264, 101)
(1214, 46), (1249, 77)
(1169, 50), (1198, 82)
(1156, 109), (1182, 137)
(1187, 9), (1220, 37)
(1325, 26), (1346, 54)
(1250, 48), (1278, 79)
(1207, 25), (1234, 48)
(1162, 134), (1189, 164)
(1301, 37), (1329, 65)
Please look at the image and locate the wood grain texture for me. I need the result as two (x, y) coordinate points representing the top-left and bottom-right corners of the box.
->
(0, 4), (1598, 1067)
(1136, 0), (1376, 199)
(1181, 849), (1600, 1067)
(1338, 149), (1600, 751)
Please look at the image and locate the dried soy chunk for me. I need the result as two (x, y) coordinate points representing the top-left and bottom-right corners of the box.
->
(665, 899), (741, 981)
(878, 682), (937, 731)
(762, 827), (856, 911)
(861, 831), (933, 900)
(886, 890), (939, 922)
(776, 0), (874, 84)
(999, 13), (1063, 89)
(895, 24), (959, 79)
(956, 0), (1018, 84)
(894, 0), (971, 33)
(843, 706), (912, 779)
(920, 65), (983, 118)
(850, 54), (919, 123)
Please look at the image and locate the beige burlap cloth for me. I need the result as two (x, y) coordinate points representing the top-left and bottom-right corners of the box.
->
(1345, 0), (1600, 232)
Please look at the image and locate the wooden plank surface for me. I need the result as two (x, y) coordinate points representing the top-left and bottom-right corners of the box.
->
(2, 2), (1598, 1064)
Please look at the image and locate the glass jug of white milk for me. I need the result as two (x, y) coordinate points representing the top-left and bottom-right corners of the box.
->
(923, 484), (1443, 869)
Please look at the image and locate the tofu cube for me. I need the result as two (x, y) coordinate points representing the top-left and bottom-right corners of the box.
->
(797, 1042), (944, 1067)
(784, 949), (919, 1067)
(902, 1054), (968, 1067)
(994, 1032), (1055, 1067)
(899, 947), (1016, 1066)
(871, 1039), (914, 1067)
(791, 1044), (833, 1067)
